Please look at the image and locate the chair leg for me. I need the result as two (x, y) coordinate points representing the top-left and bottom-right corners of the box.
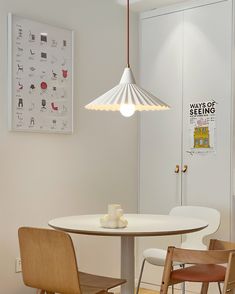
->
(200, 282), (209, 294)
(180, 264), (186, 294)
(171, 284), (174, 294)
(136, 259), (146, 294)
(217, 282), (222, 294)
(160, 281), (169, 294)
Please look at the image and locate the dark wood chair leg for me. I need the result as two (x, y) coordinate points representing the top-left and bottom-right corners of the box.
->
(200, 282), (209, 294)
(217, 282), (222, 294)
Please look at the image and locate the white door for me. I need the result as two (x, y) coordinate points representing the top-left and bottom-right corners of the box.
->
(182, 0), (232, 240)
(138, 11), (183, 285)
(139, 10), (183, 217)
(138, 0), (233, 288)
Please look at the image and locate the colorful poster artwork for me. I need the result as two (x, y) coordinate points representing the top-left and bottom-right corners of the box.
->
(8, 14), (73, 133)
(188, 101), (216, 155)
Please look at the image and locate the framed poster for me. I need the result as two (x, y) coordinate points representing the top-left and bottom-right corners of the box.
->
(8, 14), (74, 133)
(188, 100), (216, 155)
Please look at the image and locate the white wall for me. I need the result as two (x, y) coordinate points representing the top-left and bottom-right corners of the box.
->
(0, 0), (139, 293)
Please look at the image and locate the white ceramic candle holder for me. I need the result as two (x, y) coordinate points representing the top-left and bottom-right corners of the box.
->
(100, 204), (128, 229)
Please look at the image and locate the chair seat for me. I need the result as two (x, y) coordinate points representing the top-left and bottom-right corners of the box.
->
(171, 264), (226, 282)
(143, 248), (167, 266)
(143, 248), (181, 266)
(79, 271), (126, 290)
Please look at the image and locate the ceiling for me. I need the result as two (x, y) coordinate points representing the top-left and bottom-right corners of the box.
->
(116, 0), (187, 12)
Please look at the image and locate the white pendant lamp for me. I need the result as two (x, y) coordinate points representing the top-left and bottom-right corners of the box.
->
(85, 0), (170, 117)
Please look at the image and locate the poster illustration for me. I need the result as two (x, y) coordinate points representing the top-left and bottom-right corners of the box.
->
(8, 14), (73, 133)
(188, 101), (216, 155)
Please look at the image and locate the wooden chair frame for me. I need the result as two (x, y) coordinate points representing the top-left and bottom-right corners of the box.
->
(160, 239), (235, 294)
(136, 206), (220, 294)
(201, 239), (235, 294)
(18, 227), (126, 294)
(224, 251), (235, 293)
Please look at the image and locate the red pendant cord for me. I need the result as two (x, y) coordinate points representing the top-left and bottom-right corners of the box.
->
(127, 0), (130, 68)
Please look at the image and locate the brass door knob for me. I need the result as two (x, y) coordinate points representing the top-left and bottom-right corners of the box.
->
(175, 165), (180, 174)
(182, 165), (188, 173)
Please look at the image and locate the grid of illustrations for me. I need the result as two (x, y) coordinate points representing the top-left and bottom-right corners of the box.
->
(9, 14), (73, 133)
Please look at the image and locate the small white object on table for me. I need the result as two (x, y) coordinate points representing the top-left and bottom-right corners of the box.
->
(100, 204), (128, 228)
(48, 214), (208, 294)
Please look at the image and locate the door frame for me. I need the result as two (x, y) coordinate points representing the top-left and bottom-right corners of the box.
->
(140, 0), (230, 20)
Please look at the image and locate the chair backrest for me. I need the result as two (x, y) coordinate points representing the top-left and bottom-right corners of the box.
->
(170, 206), (221, 249)
(224, 252), (235, 293)
(18, 227), (81, 294)
(169, 246), (232, 265)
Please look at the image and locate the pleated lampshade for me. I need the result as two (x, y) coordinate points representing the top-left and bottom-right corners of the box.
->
(85, 0), (170, 117)
(85, 67), (169, 112)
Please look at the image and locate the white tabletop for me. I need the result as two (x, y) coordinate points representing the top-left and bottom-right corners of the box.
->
(48, 214), (208, 236)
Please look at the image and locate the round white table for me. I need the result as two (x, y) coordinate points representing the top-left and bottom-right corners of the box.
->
(48, 214), (208, 294)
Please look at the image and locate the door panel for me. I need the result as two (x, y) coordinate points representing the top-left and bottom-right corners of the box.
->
(138, 11), (183, 285)
(182, 1), (232, 241)
(140, 11), (183, 215)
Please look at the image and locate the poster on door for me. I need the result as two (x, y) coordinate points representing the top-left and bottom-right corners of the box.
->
(188, 101), (216, 155)
(8, 14), (74, 133)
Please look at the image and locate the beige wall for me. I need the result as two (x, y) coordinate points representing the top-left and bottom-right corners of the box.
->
(0, 0), (138, 292)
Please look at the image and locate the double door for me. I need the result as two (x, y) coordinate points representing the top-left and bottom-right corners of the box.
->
(138, 0), (232, 286)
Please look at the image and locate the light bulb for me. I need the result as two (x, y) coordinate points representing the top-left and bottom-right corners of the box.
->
(120, 104), (136, 117)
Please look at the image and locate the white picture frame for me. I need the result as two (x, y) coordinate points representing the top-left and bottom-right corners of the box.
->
(8, 14), (74, 134)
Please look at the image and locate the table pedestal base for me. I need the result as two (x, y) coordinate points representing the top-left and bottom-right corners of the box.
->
(121, 236), (135, 294)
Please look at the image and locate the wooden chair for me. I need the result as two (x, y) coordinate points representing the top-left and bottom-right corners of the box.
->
(18, 227), (126, 294)
(136, 206), (220, 294)
(160, 239), (235, 294)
